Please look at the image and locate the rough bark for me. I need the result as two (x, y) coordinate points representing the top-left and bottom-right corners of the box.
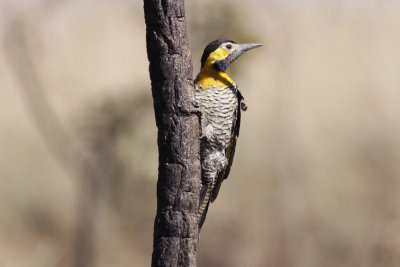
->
(143, 0), (201, 266)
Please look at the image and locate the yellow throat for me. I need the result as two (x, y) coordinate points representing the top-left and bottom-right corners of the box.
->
(195, 48), (233, 89)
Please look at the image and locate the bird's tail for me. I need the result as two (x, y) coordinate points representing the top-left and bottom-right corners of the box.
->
(198, 181), (215, 231)
(198, 200), (210, 231)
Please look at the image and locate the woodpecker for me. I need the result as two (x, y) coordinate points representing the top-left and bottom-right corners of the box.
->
(195, 39), (261, 229)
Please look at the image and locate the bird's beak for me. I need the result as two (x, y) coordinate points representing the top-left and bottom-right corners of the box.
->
(238, 43), (263, 54)
(230, 43), (262, 63)
(214, 42), (262, 72)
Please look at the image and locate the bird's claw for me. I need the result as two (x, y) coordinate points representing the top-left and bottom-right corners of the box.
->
(240, 101), (248, 111)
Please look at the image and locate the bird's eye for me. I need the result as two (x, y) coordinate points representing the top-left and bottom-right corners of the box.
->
(226, 44), (232, 49)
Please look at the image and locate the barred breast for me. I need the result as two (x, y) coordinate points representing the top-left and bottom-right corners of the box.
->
(195, 84), (238, 150)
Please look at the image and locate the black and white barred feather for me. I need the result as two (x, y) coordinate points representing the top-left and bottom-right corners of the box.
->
(195, 83), (246, 230)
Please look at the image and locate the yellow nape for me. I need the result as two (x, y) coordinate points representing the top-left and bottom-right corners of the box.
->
(196, 48), (233, 89)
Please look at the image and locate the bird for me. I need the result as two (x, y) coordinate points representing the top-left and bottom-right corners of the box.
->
(194, 39), (261, 230)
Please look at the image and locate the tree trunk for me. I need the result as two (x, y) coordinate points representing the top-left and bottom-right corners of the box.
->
(143, 1), (201, 266)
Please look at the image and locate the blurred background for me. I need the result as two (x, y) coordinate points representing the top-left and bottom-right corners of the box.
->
(1, 0), (400, 266)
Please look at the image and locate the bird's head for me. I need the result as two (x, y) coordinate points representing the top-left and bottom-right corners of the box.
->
(200, 39), (262, 73)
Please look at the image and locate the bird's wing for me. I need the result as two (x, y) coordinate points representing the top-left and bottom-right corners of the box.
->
(211, 85), (245, 202)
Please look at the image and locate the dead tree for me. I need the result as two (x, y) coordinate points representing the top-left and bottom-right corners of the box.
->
(143, 0), (201, 266)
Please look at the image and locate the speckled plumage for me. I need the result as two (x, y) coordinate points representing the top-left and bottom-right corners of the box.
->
(195, 82), (245, 228)
(194, 39), (260, 230)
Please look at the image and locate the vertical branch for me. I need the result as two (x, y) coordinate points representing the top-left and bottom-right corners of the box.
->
(143, 0), (201, 266)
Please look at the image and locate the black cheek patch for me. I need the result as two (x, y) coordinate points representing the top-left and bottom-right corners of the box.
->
(213, 60), (228, 72)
